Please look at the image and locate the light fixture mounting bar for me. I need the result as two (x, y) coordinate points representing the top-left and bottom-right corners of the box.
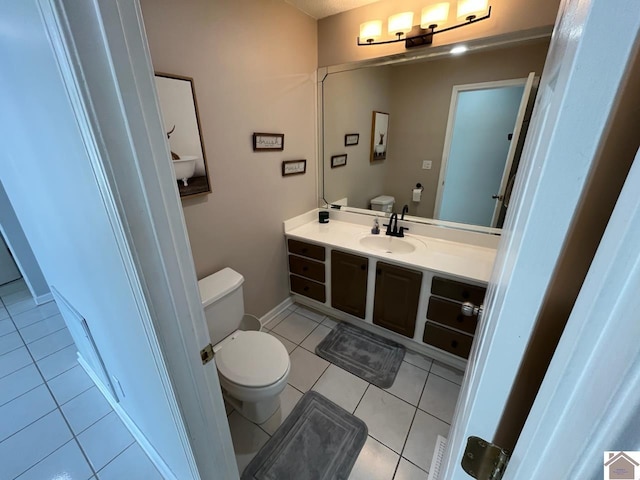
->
(357, 6), (492, 48)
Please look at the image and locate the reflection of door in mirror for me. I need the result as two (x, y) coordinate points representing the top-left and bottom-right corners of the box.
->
(435, 74), (537, 227)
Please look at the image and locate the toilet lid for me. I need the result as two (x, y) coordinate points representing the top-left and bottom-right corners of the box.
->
(216, 331), (289, 388)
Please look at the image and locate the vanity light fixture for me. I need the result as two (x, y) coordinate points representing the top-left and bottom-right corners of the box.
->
(358, 0), (491, 49)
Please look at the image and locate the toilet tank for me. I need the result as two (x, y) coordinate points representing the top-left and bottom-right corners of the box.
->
(198, 268), (245, 346)
(370, 195), (395, 213)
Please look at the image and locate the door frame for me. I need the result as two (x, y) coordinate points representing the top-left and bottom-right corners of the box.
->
(41, 0), (238, 478)
(434, 77), (530, 226)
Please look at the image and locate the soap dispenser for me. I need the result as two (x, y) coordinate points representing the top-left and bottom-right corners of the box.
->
(371, 218), (380, 235)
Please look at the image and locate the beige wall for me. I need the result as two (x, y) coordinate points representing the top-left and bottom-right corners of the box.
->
(318, 0), (561, 66)
(141, 0), (318, 316)
(323, 66), (392, 208)
(386, 40), (550, 218)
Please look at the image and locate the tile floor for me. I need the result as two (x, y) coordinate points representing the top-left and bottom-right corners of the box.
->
(0, 279), (162, 480)
(228, 303), (464, 479)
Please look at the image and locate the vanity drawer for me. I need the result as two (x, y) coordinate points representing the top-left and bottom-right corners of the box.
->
(290, 274), (326, 303)
(423, 323), (473, 359)
(287, 239), (326, 261)
(288, 255), (325, 283)
(427, 296), (477, 335)
(431, 277), (486, 304)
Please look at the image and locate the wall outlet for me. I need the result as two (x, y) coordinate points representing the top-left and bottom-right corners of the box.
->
(422, 160), (432, 170)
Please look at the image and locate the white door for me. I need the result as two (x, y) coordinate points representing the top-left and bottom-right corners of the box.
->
(0, 235), (21, 285)
(440, 0), (640, 478)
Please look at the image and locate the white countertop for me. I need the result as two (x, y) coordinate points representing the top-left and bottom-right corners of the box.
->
(286, 219), (497, 283)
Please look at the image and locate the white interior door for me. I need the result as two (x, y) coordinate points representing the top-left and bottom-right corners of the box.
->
(440, 0), (640, 478)
(490, 72), (536, 227)
(0, 235), (21, 285)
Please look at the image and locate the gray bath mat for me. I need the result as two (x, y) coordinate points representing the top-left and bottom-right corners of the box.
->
(315, 322), (405, 388)
(241, 391), (367, 480)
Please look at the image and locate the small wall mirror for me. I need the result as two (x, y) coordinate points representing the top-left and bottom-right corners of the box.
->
(155, 73), (211, 198)
(320, 36), (551, 232)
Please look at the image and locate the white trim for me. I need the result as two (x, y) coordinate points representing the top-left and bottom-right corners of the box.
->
(434, 77), (529, 221)
(260, 296), (294, 329)
(78, 355), (177, 480)
(35, 292), (54, 305)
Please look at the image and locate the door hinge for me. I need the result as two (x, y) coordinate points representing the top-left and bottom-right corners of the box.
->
(461, 436), (510, 480)
(200, 344), (214, 365)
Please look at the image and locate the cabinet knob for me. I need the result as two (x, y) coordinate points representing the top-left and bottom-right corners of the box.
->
(451, 340), (458, 348)
(376, 268), (382, 275)
(456, 314), (464, 323)
(361, 264), (367, 270)
(462, 290), (470, 299)
(302, 266), (308, 272)
(303, 286), (309, 292)
(302, 248), (308, 253)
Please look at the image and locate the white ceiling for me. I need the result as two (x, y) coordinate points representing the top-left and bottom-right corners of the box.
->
(285, 0), (381, 19)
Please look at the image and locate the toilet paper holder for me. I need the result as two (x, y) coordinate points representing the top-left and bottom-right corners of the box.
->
(413, 183), (424, 193)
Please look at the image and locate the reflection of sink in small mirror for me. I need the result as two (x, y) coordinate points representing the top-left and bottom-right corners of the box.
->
(359, 235), (421, 254)
(172, 155), (197, 186)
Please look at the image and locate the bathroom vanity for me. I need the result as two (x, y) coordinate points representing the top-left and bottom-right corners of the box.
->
(284, 209), (498, 370)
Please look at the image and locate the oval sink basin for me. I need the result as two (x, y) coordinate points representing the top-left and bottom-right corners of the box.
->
(359, 235), (418, 254)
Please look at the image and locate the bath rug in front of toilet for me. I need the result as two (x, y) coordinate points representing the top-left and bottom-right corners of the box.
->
(315, 322), (405, 388)
(241, 391), (367, 480)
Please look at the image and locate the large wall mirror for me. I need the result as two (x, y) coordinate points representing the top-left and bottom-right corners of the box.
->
(320, 36), (551, 232)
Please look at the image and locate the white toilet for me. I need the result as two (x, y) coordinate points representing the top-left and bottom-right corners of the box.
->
(198, 268), (290, 424)
(370, 195), (395, 213)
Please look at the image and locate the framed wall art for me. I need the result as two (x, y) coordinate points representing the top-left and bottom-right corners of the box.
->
(253, 133), (284, 151)
(331, 154), (347, 168)
(370, 111), (389, 162)
(344, 134), (359, 146)
(282, 160), (306, 176)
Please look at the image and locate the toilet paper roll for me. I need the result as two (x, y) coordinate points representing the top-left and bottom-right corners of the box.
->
(412, 188), (422, 202)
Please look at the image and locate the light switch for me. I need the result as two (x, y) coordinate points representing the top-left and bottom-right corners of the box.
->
(422, 160), (432, 170)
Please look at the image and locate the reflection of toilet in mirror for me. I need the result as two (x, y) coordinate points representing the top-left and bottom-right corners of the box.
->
(370, 195), (395, 213)
(198, 268), (290, 424)
(172, 155), (197, 186)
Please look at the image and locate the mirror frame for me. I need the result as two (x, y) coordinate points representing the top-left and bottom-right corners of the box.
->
(317, 27), (553, 235)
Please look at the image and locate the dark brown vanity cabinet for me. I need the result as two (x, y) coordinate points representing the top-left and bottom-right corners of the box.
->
(287, 239), (326, 303)
(331, 250), (368, 319)
(373, 262), (422, 338)
(423, 276), (486, 359)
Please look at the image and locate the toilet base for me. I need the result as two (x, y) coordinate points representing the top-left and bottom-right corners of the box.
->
(224, 391), (281, 424)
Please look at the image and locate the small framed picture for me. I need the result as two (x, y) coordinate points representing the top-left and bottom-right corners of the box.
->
(253, 133), (284, 151)
(344, 133), (359, 146)
(331, 154), (347, 168)
(371, 111), (389, 161)
(282, 159), (306, 176)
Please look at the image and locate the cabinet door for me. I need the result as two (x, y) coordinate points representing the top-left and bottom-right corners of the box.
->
(331, 250), (368, 319)
(373, 262), (422, 338)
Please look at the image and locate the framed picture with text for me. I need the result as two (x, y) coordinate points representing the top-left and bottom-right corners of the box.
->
(253, 133), (284, 151)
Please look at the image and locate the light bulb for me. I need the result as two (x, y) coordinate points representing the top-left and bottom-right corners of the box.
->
(421, 3), (450, 28)
(388, 12), (414, 36)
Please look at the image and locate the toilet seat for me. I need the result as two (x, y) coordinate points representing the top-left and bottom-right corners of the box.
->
(215, 331), (289, 388)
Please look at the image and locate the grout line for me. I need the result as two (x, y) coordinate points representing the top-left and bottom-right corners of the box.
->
(0, 400), (58, 445)
(57, 383), (95, 407)
(21, 325), (67, 346)
(94, 439), (136, 476)
(0, 381), (44, 409)
(0, 295), (100, 479)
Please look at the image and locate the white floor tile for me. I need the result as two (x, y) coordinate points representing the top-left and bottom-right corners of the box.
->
(228, 410), (270, 474)
(394, 458), (428, 480)
(430, 361), (464, 385)
(0, 410), (73, 479)
(272, 312), (319, 344)
(259, 384), (303, 435)
(402, 410), (449, 472)
(287, 347), (329, 392)
(312, 365), (368, 413)
(12, 302), (60, 329)
(16, 439), (93, 480)
(7, 298), (37, 316)
(0, 331), (23, 355)
(263, 309), (292, 330)
(294, 305), (327, 323)
(0, 384), (57, 442)
(349, 436), (399, 480)
(418, 374), (460, 424)
(37, 344), (77, 380)
(97, 443), (162, 480)
(20, 314), (66, 344)
(300, 324), (332, 352)
(322, 317), (338, 328)
(0, 318), (17, 336)
(2, 289), (32, 306)
(0, 279), (27, 296)
(354, 386), (415, 453)
(78, 411), (134, 471)
(0, 306), (8, 321)
(404, 351), (433, 372)
(0, 364), (43, 407)
(0, 346), (33, 379)
(47, 365), (94, 405)
(267, 331), (296, 353)
(61, 386), (112, 434)
(384, 362), (429, 406)
(27, 328), (74, 361)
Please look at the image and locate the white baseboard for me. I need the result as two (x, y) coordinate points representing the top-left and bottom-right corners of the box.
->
(35, 292), (54, 305)
(77, 354), (176, 480)
(259, 296), (294, 329)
